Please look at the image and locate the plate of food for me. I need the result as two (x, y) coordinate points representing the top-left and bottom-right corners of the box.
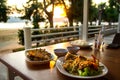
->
(25, 48), (54, 64)
(70, 40), (92, 49)
(56, 53), (108, 79)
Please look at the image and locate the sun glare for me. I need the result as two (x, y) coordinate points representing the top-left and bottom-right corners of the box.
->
(54, 6), (66, 18)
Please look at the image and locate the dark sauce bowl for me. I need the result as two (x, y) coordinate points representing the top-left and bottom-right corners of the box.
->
(67, 46), (80, 54)
(54, 49), (68, 57)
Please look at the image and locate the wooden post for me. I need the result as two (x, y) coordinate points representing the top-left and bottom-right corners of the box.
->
(79, 25), (82, 39)
(101, 25), (105, 34)
(24, 27), (32, 50)
(82, 0), (88, 41)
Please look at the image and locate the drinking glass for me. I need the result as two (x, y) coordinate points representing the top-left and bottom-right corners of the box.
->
(94, 34), (104, 51)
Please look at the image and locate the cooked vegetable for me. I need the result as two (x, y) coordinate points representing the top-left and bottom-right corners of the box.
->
(63, 53), (102, 76)
(26, 48), (52, 61)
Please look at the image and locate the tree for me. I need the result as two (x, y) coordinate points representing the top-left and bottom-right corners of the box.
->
(103, 0), (119, 25)
(22, 0), (45, 28)
(69, 0), (83, 25)
(103, 6), (118, 25)
(18, 0), (45, 46)
(22, 0), (55, 28)
(97, 3), (106, 25)
(22, 0), (43, 20)
(61, 0), (98, 26)
(58, 0), (83, 26)
(43, 0), (55, 28)
(0, 0), (8, 22)
(88, 1), (98, 25)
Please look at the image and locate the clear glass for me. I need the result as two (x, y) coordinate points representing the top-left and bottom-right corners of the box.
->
(94, 34), (104, 51)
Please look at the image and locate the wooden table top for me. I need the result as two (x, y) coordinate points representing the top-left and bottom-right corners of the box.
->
(0, 42), (120, 80)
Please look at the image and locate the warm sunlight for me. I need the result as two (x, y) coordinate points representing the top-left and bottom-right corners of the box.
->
(54, 6), (66, 18)
(7, 0), (27, 8)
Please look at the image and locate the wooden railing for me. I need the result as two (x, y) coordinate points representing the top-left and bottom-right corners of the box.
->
(31, 26), (80, 43)
(24, 25), (117, 49)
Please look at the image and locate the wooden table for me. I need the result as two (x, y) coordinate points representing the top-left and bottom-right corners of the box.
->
(0, 42), (120, 80)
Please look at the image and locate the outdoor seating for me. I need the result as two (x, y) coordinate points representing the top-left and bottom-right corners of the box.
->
(1, 42), (120, 80)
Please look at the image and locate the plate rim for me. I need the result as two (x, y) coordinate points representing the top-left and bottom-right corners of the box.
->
(56, 57), (108, 79)
(70, 42), (92, 49)
(70, 40), (91, 46)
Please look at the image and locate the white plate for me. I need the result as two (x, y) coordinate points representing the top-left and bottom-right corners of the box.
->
(56, 57), (108, 79)
(70, 40), (89, 46)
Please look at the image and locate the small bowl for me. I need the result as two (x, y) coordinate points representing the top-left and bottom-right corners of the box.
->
(67, 46), (80, 54)
(54, 49), (68, 57)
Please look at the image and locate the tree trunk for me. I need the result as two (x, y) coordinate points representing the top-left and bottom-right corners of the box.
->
(68, 18), (73, 26)
(109, 21), (111, 26)
(61, 0), (73, 27)
(43, 0), (54, 28)
(90, 21), (92, 25)
(48, 13), (54, 28)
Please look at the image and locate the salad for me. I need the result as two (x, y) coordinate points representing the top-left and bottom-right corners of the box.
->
(62, 53), (103, 76)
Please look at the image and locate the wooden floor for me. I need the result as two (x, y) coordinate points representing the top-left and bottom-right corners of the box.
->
(0, 34), (115, 80)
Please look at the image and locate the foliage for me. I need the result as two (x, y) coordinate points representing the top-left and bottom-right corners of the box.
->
(103, 7), (118, 24)
(18, 0), (45, 46)
(70, 0), (83, 24)
(97, 3), (106, 25)
(21, 0), (55, 28)
(60, 0), (83, 26)
(102, 0), (119, 25)
(60, 0), (97, 26)
(0, 0), (8, 22)
(21, 0), (43, 20)
(18, 29), (24, 45)
(89, 3), (98, 25)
